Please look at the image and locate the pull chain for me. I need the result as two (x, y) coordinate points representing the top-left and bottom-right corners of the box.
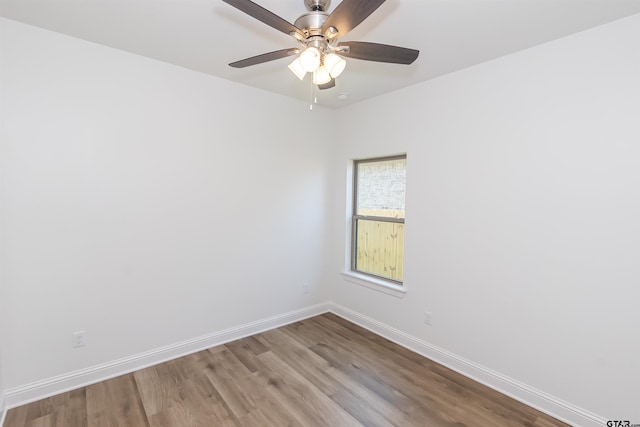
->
(309, 76), (314, 111)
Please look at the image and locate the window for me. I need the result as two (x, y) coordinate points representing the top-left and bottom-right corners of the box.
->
(352, 155), (406, 283)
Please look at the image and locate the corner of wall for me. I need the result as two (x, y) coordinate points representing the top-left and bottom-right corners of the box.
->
(327, 302), (606, 427)
(1, 14), (7, 427)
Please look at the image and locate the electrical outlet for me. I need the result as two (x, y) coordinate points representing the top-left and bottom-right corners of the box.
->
(424, 311), (433, 326)
(303, 282), (310, 294)
(72, 331), (86, 348)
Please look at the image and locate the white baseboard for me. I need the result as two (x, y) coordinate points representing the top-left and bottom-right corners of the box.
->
(4, 302), (330, 410)
(329, 302), (605, 427)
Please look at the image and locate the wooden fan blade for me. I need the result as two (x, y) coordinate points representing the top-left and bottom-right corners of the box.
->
(322, 0), (386, 37)
(223, 0), (305, 38)
(318, 78), (336, 90)
(337, 41), (419, 64)
(229, 48), (299, 68)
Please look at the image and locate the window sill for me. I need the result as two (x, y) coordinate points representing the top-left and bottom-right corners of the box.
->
(341, 271), (407, 298)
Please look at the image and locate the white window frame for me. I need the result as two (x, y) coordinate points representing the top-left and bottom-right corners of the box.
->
(342, 155), (407, 298)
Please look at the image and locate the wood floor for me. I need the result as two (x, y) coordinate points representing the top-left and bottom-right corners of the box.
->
(5, 313), (569, 427)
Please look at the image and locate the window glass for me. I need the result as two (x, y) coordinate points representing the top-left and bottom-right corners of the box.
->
(353, 156), (406, 283)
(356, 158), (406, 219)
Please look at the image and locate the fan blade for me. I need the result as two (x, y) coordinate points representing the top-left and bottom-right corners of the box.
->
(229, 48), (299, 68)
(223, 0), (305, 38)
(318, 79), (336, 90)
(337, 41), (419, 64)
(322, 0), (386, 37)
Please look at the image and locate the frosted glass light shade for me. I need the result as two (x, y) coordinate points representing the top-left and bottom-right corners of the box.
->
(324, 53), (346, 78)
(312, 66), (331, 85)
(288, 57), (306, 80)
(300, 47), (321, 72)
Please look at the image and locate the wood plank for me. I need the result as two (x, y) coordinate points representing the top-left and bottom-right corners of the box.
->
(204, 345), (304, 426)
(258, 328), (342, 395)
(200, 347), (259, 419)
(328, 388), (396, 427)
(86, 374), (149, 427)
(4, 389), (86, 427)
(135, 352), (237, 427)
(255, 350), (361, 427)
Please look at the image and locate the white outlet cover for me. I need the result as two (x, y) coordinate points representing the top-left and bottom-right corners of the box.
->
(424, 312), (433, 325)
(72, 331), (86, 347)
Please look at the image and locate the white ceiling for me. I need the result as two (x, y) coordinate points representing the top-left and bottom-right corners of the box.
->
(2, 0), (640, 108)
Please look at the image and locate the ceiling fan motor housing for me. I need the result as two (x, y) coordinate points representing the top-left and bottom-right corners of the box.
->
(304, 0), (330, 12)
(294, 12), (329, 36)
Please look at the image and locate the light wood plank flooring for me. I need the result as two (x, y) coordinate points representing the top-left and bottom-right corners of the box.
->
(5, 313), (569, 426)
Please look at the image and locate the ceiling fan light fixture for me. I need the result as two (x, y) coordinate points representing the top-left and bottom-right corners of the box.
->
(300, 47), (321, 72)
(324, 53), (346, 78)
(312, 65), (332, 85)
(288, 57), (307, 80)
(224, 0), (421, 97)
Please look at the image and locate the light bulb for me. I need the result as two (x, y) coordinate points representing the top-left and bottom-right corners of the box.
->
(324, 53), (346, 78)
(288, 57), (306, 80)
(300, 47), (321, 72)
(312, 66), (331, 85)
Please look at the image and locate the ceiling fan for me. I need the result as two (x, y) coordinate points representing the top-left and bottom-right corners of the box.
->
(222, 0), (419, 90)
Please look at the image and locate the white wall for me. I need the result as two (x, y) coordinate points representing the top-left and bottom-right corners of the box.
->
(0, 310), (4, 424)
(0, 17), (332, 392)
(0, 18), (7, 421)
(0, 347), (4, 425)
(0, 354), (5, 426)
(327, 14), (640, 424)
